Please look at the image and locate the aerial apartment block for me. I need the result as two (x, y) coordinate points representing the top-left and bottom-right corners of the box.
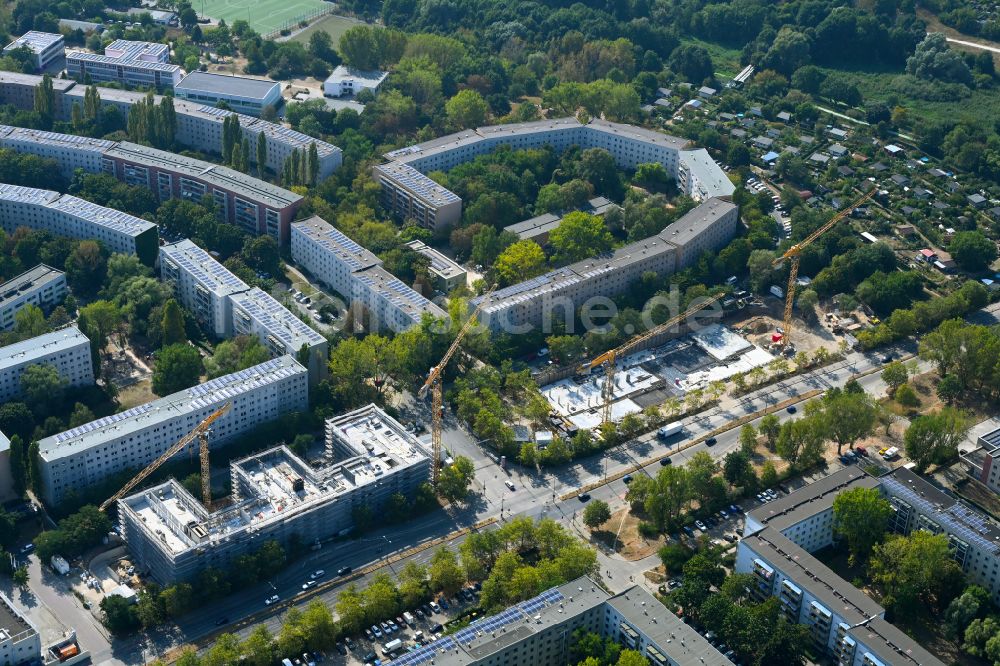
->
(0, 432), (13, 502)
(118, 404), (431, 583)
(67, 39), (182, 90)
(737, 467), (965, 666)
(159, 240), (249, 338)
(3, 31), (64, 71)
(404, 240), (467, 292)
(0, 592), (41, 666)
(174, 71), (282, 117)
(0, 264), (67, 331)
(0, 184), (158, 263)
(38, 355), (308, 506)
(382, 577), (733, 666)
(472, 198), (739, 333)
(290, 216), (447, 332)
(159, 240), (327, 382)
(0, 125), (115, 179)
(0, 71), (75, 116)
(102, 141), (303, 242)
(0, 326), (94, 404)
(377, 118), (736, 230)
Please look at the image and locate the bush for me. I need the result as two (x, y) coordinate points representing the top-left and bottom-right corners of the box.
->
(638, 521), (660, 539)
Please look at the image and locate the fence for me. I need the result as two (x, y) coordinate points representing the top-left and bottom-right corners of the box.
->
(263, 4), (336, 40)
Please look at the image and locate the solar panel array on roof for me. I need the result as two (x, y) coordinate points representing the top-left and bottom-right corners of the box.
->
(231, 289), (325, 347)
(0, 124), (114, 150)
(0, 183), (60, 205)
(376, 163), (460, 205)
(388, 637), (456, 666)
(194, 105), (339, 157)
(883, 475), (1000, 554)
(49, 194), (155, 234)
(54, 402), (156, 444)
(452, 588), (565, 646)
(163, 241), (248, 294)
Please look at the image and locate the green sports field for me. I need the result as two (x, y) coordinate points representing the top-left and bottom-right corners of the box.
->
(196, 0), (330, 36)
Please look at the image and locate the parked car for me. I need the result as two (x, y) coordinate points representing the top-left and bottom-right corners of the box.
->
(365, 629), (374, 640)
(729, 504), (741, 515)
(429, 601), (441, 613)
(578, 493), (591, 502)
(371, 625), (382, 639)
(695, 520), (707, 531)
(786, 405), (797, 414)
(705, 437), (718, 446)
(311, 570), (325, 579)
(438, 597), (450, 610)
(660, 457), (673, 466)
(337, 566), (352, 576)
(623, 475), (633, 484)
(265, 595), (279, 606)
(302, 580), (318, 590)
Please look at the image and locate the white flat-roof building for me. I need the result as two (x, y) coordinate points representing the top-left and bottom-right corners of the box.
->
(118, 403), (431, 583)
(377, 117), (733, 230)
(0, 592), (40, 666)
(352, 266), (447, 333)
(473, 198), (739, 333)
(0, 184), (159, 264)
(175, 71), (282, 117)
(404, 240), (467, 293)
(3, 31), (64, 71)
(66, 39), (182, 90)
(160, 240), (249, 338)
(0, 124), (114, 179)
(290, 216), (381, 298)
(0, 264), (67, 331)
(0, 326), (94, 404)
(323, 65), (389, 98)
(38, 355), (307, 506)
(229, 288), (328, 382)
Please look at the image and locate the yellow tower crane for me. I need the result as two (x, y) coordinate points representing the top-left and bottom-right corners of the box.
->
(579, 294), (725, 426)
(99, 402), (232, 512)
(771, 187), (876, 351)
(419, 285), (497, 487)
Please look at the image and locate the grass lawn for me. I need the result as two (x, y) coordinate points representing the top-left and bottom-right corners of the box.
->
(680, 37), (744, 80)
(196, 0), (330, 36)
(289, 13), (369, 46)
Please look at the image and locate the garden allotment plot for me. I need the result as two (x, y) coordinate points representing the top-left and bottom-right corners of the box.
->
(197, 0), (330, 37)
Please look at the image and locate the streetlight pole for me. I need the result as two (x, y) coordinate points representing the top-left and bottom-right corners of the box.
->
(382, 535), (396, 576)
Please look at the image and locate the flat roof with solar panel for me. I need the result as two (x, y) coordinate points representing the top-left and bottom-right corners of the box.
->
(192, 105), (341, 158)
(161, 239), (249, 298)
(291, 217), (381, 273)
(47, 193), (157, 236)
(0, 325), (89, 374)
(229, 287), (326, 349)
(374, 162), (461, 207)
(176, 71), (280, 100)
(0, 264), (64, 309)
(0, 124), (115, 152)
(38, 355), (304, 462)
(354, 266), (447, 320)
(4, 30), (63, 55)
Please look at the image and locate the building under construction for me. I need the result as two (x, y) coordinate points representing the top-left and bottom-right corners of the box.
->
(118, 404), (432, 583)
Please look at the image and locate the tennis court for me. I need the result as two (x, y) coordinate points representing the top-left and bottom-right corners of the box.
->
(197, 0), (331, 36)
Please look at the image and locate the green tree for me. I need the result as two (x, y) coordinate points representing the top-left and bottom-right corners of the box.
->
(950, 230), (997, 272)
(582, 499), (612, 528)
(438, 455), (475, 502)
(398, 561), (430, 608)
(548, 212), (614, 264)
(945, 585), (989, 639)
(12, 305), (48, 342)
(429, 547), (465, 596)
(738, 424), (757, 456)
(152, 344), (204, 396)
(364, 572), (401, 620)
(7, 435), (26, 496)
(20, 363), (67, 408)
(161, 298), (186, 346)
(869, 531), (965, 618)
(33, 74), (54, 126)
(493, 240), (546, 287)
(335, 585), (366, 634)
(101, 595), (140, 635)
(904, 407), (970, 472)
(256, 132), (267, 179)
(445, 89), (489, 129)
(819, 390), (877, 455)
(12, 565), (28, 587)
(833, 486), (893, 564)
(881, 361), (909, 395)
(616, 650), (648, 666)
(722, 451), (755, 489)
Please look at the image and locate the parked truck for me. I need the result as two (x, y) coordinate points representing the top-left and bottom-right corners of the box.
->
(382, 639), (403, 656)
(51, 555), (70, 575)
(657, 422), (684, 439)
(769, 285), (784, 299)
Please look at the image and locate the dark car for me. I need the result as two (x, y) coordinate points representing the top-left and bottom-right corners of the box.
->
(337, 566), (352, 576)
(623, 474), (633, 484)
(429, 623), (444, 634)
(786, 405), (797, 414)
(414, 608), (424, 619)
(881, 354), (893, 364)
(363, 652), (377, 664)
(683, 525), (695, 536)
(578, 493), (591, 502)
(705, 437), (718, 446)
(216, 617), (229, 626)
(337, 643), (348, 656)
(438, 597), (450, 610)
(421, 603), (433, 616)
(660, 457), (672, 466)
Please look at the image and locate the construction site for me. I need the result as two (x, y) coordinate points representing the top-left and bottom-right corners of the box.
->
(117, 404), (432, 584)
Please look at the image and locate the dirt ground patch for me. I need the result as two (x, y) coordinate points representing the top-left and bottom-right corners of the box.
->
(918, 9), (1000, 71)
(117, 379), (156, 410)
(589, 507), (664, 561)
(729, 307), (840, 357)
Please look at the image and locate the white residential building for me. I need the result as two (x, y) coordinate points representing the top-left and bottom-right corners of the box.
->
(0, 125), (114, 179)
(3, 31), (64, 71)
(159, 240), (249, 338)
(0, 264), (67, 331)
(0, 184), (159, 264)
(0, 326), (94, 404)
(404, 240), (467, 292)
(118, 404), (431, 582)
(290, 216), (381, 298)
(66, 39), (182, 89)
(0, 592), (40, 666)
(228, 288), (328, 383)
(322, 65), (389, 98)
(352, 266), (447, 333)
(38, 355), (308, 506)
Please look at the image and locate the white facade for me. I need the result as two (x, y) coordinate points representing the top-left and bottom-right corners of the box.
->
(3, 31), (64, 71)
(404, 240), (467, 293)
(0, 326), (94, 404)
(38, 355), (308, 506)
(290, 216), (381, 298)
(66, 40), (181, 89)
(119, 404), (431, 583)
(0, 184), (158, 262)
(175, 71), (282, 117)
(0, 264), (67, 331)
(0, 592), (41, 666)
(0, 125), (113, 179)
(160, 240), (248, 338)
(323, 66), (388, 98)
(352, 266), (447, 333)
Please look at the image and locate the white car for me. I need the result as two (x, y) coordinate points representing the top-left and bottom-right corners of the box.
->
(310, 570), (325, 579)
(302, 581), (318, 590)
(695, 520), (707, 531)
(265, 594), (279, 605)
